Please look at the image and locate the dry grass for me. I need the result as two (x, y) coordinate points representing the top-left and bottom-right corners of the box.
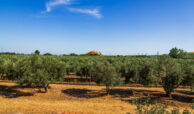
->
(0, 80), (193, 114)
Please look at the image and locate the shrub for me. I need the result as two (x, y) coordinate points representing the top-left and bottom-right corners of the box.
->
(131, 95), (193, 114)
(182, 110), (192, 114)
(131, 94), (169, 114)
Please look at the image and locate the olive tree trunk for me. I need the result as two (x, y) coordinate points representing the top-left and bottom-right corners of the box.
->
(106, 86), (110, 95)
(166, 91), (172, 98)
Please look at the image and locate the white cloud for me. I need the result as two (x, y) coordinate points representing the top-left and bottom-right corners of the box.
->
(42, 0), (72, 13)
(68, 8), (102, 19)
(41, 0), (103, 19)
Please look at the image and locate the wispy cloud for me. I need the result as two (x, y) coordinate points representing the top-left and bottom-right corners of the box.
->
(68, 8), (102, 19)
(42, 0), (102, 19)
(42, 0), (72, 13)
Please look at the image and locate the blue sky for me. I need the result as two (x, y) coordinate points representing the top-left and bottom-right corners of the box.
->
(0, 0), (194, 55)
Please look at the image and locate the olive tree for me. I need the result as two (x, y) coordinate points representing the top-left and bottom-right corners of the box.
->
(119, 61), (139, 84)
(91, 62), (123, 94)
(158, 56), (183, 97)
(139, 61), (158, 86)
(2, 58), (19, 80)
(0, 58), (5, 79)
(17, 54), (66, 92)
(181, 64), (194, 91)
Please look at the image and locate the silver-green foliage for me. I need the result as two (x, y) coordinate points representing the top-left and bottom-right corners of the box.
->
(16, 54), (66, 92)
(158, 56), (183, 97)
(91, 62), (123, 94)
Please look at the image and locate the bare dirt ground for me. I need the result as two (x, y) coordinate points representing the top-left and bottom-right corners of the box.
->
(0, 80), (193, 114)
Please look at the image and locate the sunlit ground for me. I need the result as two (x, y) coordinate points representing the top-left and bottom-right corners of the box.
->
(0, 81), (193, 114)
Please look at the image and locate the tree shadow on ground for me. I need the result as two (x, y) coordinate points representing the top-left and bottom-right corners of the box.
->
(172, 94), (194, 103)
(124, 94), (193, 107)
(62, 87), (194, 106)
(175, 90), (194, 95)
(111, 88), (194, 104)
(62, 88), (160, 99)
(0, 85), (33, 98)
(152, 92), (194, 103)
(126, 93), (194, 106)
(62, 89), (107, 98)
(109, 88), (160, 98)
(109, 89), (133, 98)
(54, 82), (97, 86)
